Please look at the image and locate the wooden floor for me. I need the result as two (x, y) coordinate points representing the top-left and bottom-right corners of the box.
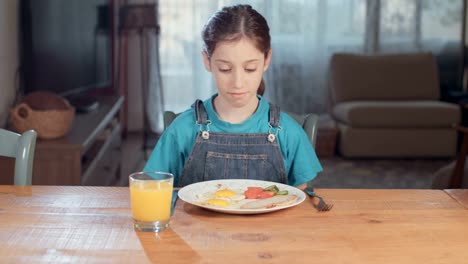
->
(120, 132), (146, 186)
(120, 131), (163, 185)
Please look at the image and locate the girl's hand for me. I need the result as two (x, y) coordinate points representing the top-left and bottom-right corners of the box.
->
(296, 183), (307, 191)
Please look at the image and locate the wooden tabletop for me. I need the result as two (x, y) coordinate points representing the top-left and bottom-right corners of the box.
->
(445, 189), (468, 209)
(1, 186), (468, 263)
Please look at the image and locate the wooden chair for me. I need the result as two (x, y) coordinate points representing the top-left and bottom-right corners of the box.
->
(285, 112), (319, 148)
(0, 129), (37, 185)
(450, 125), (468, 188)
(163, 111), (179, 131)
(163, 111), (319, 147)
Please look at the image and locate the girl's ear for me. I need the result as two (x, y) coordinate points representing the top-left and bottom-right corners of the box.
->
(263, 49), (272, 72)
(202, 51), (212, 72)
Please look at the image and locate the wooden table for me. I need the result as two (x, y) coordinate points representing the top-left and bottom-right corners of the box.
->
(1, 186), (468, 263)
(445, 189), (468, 209)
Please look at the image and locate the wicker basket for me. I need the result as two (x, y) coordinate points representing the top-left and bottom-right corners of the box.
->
(9, 93), (75, 139)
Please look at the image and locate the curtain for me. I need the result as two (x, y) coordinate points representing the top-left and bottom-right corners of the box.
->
(155, 0), (464, 128)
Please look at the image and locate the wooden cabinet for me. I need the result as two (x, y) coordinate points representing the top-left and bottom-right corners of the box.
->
(0, 95), (125, 186)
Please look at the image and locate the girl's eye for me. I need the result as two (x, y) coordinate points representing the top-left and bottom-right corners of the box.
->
(219, 69), (231, 73)
(245, 68), (257, 72)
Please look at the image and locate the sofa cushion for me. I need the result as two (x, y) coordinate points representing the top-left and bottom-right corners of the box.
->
(337, 123), (457, 158)
(332, 101), (460, 128)
(329, 53), (440, 103)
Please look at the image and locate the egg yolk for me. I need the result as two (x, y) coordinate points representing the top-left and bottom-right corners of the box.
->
(214, 189), (237, 198)
(205, 199), (229, 207)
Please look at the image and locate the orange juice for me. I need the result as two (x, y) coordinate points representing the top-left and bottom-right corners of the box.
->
(130, 181), (173, 222)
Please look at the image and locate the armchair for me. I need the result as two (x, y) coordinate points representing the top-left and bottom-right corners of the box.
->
(328, 52), (461, 158)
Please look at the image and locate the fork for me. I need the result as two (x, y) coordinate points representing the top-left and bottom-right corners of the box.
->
(171, 190), (179, 216)
(304, 187), (333, 212)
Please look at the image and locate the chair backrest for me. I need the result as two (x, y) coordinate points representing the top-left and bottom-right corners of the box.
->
(163, 111), (179, 130)
(0, 129), (37, 185)
(163, 111), (319, 147)
(285, 112), (319, 148)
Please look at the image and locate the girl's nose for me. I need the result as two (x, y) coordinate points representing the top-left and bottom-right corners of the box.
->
(233, 70), (243, 89)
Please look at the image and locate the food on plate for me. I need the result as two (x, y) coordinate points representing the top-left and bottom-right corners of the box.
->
(196, 187), (246, 208)
(195, 184), (297, 209)
(202, 198), (230, 207)
(244, 185), (288, 199)
(240, 194), (298, 209)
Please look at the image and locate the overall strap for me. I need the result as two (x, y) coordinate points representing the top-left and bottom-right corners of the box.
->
(268, 103), (281, 127)
(267, 103), (282, 143)
(193, 99), (209, 124)
(192, 99), (211, 139)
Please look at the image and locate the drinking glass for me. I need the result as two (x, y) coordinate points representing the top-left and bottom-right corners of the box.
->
(129, 171), (174, 232)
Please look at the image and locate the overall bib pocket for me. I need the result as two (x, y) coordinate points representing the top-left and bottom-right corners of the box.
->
(204, 151), (269, 180)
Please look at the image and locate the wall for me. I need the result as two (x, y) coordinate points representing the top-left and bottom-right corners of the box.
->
(0, 0), (145, 131)
(0, 0), (19, 128)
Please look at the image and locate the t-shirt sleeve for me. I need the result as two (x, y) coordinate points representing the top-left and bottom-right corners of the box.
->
(282, 116), (323, 187)
(143, 130), (185, 186)
(287, 129), (323, 186)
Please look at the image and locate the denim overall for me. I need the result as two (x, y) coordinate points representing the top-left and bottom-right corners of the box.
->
(178, 99), (287, 187)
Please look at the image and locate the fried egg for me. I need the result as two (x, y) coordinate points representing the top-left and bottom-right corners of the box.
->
(196, 187), (246, 208)
(203, 198), (230, 207)
(213, 189), (245, 201)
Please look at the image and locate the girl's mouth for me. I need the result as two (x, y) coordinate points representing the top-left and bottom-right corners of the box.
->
(229, 92), (247, 97)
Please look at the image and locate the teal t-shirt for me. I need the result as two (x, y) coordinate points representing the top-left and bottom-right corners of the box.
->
(144, 95), (323, 187)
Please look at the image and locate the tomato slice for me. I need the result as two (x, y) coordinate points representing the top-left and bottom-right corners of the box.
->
(247, 187), (264, 193)
(257, 191), (275, 199)
(244, 187), (276, 199)
(243, 191), (255, 199)
(244, 187), (264, 199)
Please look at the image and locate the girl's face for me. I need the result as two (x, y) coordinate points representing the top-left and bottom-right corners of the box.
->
(202, 37), (271, 108)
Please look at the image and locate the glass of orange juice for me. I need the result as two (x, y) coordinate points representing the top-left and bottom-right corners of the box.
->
(129, 171), (174, 232)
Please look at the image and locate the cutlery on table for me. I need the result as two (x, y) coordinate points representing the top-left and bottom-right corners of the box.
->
(304, 187), (333, 212)
(171, 190), (179, 215)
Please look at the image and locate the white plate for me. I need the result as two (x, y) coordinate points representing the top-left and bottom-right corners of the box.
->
(177, 179), (306, 214)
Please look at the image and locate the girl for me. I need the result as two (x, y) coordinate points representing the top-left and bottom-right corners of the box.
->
(144, 4), (322, 189)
